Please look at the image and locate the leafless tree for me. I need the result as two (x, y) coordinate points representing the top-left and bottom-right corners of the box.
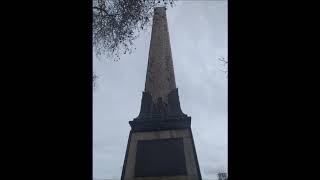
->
(92, 0), (175, 89)
(219, 57), (228, 77)
(93, 0), (175, 61)
(93, 72), (98, 90)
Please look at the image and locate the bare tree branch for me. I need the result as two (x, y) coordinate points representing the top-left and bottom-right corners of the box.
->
(218, 57), (228, 65)
(92, 0), (175, 61)
(93, 6), (118, 16)
(92, 0), (176, 89)
(93, 72), (98, 90)
(218, 57), (228, 78)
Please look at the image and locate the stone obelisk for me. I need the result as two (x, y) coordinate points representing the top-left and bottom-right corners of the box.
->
(121, 7), (202, 180)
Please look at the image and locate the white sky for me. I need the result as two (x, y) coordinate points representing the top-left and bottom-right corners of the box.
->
(93, 1), (227, 179)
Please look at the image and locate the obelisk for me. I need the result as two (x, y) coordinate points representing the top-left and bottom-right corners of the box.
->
(121, 7), (202, 180)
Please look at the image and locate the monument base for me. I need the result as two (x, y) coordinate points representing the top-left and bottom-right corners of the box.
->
(121, 128), (202, 180)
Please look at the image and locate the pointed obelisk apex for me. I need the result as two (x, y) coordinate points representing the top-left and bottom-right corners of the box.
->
(144, 7), (176, 104)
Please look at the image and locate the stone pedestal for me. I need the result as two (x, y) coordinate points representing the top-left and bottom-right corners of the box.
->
(121, 129), (202, 180)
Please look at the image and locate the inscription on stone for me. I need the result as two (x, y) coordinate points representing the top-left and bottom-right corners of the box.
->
(135, 138), (187, 177)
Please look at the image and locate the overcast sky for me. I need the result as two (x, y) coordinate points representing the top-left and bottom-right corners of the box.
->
(93, 1), (227, 179)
